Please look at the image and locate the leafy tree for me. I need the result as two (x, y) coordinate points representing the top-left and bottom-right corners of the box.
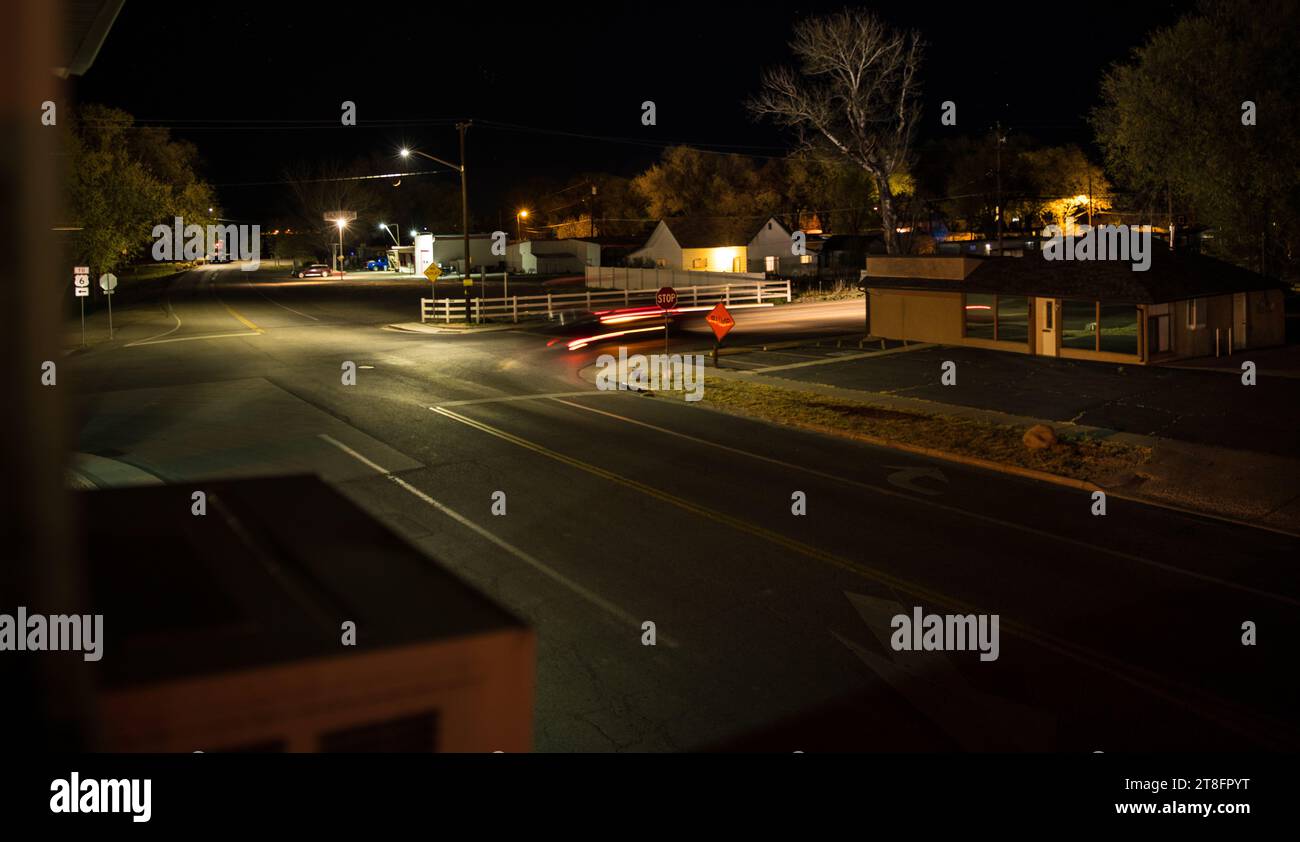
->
(64, 105), (213, 274)
(630, 146), (780, 242)
(1092, 0), (1299, 274)
(1019, 145), (1112, 233)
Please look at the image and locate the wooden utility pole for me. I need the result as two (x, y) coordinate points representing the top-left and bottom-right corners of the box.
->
(995, 122), (1004, 256)
(458, 121), (471, 278)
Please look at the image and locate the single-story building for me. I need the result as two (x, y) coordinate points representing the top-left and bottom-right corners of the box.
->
(506, 239), (602, 274)
(628, 218), (749, 273)
(822, 233), (887, 269)
(863, 251), (1285, 364)
(412, 232), (501, 276)
(746, 216), (822, 276)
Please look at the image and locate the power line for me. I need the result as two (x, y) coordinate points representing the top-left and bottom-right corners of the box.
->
(211, 170), (444, 188)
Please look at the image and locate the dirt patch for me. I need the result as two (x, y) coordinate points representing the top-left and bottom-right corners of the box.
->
(698, 375), (1150, 483)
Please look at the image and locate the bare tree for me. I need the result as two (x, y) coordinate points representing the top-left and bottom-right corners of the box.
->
(749, 10), (922, 254)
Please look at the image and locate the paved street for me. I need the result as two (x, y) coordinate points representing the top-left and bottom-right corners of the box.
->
(64, 264), (1300, 751)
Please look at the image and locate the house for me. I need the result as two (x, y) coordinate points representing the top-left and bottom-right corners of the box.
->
(821, 233), (887, 269)
(506, 239), (602, 274)
(746, 216), (822, 276)
(628, 218), (750, 273)
(863, 251), (1285, 364)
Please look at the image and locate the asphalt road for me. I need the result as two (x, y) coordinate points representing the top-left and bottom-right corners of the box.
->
(63, 263), (1300, 751)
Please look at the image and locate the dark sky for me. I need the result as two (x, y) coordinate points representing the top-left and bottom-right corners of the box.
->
(71, 0), (1196, 225)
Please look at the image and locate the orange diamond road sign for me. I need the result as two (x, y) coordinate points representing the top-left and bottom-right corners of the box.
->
(706, 302), (734, 342)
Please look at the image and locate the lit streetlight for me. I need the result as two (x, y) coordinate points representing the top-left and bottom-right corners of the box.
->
(338, 216), (348, 272)
(399, 122), (472, 281)
(517, 209), (528, 242)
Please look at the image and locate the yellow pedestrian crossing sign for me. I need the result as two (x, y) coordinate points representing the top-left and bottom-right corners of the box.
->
(424, 263), (442, 283)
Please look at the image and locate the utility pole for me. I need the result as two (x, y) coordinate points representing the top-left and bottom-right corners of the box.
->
(1087, 171), (1093, 228)
(458, 121), (472, 322)
(994, 121), (1005, 257)
(458, 121), (471, 281)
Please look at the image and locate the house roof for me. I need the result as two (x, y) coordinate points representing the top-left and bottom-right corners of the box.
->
(661, 217), (752, 249)
(864, 249), (1282, 304)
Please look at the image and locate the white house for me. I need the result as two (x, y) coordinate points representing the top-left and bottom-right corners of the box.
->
(628, 219), (749, 273)
(746, 216), (822, 276)
(505, 239), (602, 274)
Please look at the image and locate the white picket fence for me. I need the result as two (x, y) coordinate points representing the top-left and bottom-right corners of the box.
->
(585, 265), (765, 290)
(420, 280), (791, 325)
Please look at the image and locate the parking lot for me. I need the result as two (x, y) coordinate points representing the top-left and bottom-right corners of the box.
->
(716, 341), (1300, 459)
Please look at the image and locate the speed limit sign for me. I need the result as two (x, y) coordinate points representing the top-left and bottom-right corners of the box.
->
(655, 286), (677, 310)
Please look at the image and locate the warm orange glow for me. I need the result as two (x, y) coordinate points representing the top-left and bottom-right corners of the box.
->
(567, 325), (663, 351)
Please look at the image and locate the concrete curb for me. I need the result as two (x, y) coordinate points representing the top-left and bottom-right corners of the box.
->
(385, 322), (519, 334)
(578, 360), (1300, 536)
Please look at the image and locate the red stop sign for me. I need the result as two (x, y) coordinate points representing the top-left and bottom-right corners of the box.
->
(655, 286), (677, 310)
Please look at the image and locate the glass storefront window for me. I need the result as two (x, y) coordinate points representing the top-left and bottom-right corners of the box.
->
(1061, 299), (1097, 350)
(996, 296), (1029, 343)
(964, 293), (995, 339)
(1098, 303), (1138, 354)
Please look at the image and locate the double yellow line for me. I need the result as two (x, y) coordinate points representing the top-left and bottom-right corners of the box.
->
(430, 402), (1298, 748)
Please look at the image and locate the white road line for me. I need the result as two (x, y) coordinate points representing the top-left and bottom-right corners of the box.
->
(317, 433), (678, 646)
(123, 296), (183, 346)
(246, 280), (320, 321)
(747, 343), (936, 373)
(435, 390), (618, 408)
(125, 330), (262, 347)
(548, 397), (1300, 607)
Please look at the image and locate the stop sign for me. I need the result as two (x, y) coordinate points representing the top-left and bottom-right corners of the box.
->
(655, 286), (677, 310)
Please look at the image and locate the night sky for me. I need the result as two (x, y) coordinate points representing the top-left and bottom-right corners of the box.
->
(70, 0), (1196, 224)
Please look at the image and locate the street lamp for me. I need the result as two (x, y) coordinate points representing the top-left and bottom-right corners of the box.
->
(379, 222), (400, 247)
(517, 209), (528, 241)
(399, 122), (472, 280)
(338, 216), (348, 272)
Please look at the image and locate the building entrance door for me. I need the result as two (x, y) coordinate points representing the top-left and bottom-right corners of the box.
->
(1036, 298), (1057, 356)
(1233, 293), (1248, 350)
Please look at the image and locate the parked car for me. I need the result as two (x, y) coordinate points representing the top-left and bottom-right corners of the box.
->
(365, 257), (389, 271)
(297, 264), (330, 279)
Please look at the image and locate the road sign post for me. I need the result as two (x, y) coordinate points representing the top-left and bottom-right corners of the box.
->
(99, 273), (117, 339)
(656, 286), (677, 355)
(74, 266), (90, 346)
(424, 263), (442, 309)
(705, 302), (735, 368)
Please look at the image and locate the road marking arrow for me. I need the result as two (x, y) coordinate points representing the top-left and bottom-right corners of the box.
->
(883, 465), (948, 495)
(835, 592), (1054, 751)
